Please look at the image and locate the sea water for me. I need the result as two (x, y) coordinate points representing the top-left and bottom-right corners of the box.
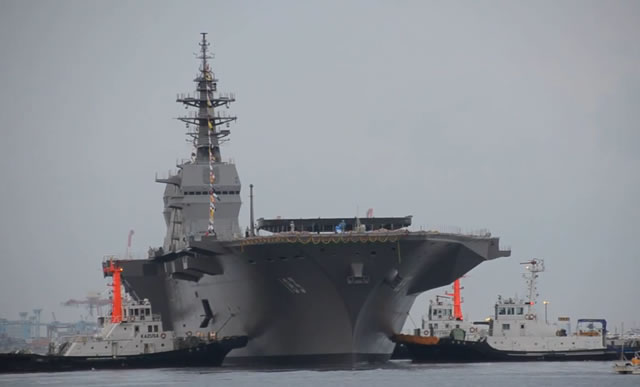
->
(0, 361), (636, 387)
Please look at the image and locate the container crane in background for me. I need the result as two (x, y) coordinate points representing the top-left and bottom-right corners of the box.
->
(62, 230), (134, 318)
(46, 311), (98, 341)
(61, 292), (110, 317)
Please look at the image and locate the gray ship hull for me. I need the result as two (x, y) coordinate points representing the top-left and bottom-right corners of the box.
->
(116, 231), (509, 366)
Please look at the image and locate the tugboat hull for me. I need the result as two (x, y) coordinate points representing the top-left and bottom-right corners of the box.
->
(0, 336), (248, 374)
(400, 337), (617, 363)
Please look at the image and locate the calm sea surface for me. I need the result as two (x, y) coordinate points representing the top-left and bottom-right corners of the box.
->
(0, 361), (637, 387)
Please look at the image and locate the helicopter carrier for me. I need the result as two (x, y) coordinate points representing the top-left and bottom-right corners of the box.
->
(108, 34), (511, 367)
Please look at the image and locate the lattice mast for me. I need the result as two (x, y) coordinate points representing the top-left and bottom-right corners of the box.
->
(521, 259), (544, 317)
(177, 33), (237, 236)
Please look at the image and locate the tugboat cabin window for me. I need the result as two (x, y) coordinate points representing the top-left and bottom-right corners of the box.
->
(507, 307), (515, 315)
(498, 307), (506, 315)
(148, 325), (153, 333)
(134, 309), (139, 316)
(154, 325), (159, 332)
(145, 309), (151, 316)
(502, 323), (510, 330)
(135, 326), (140, 333)
(516, 307), (524, 315)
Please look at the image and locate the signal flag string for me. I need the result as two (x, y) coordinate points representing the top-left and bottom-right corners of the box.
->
(205, 69), (216, 236)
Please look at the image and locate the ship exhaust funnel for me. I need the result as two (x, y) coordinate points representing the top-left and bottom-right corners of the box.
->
(250, 184), (255, 236)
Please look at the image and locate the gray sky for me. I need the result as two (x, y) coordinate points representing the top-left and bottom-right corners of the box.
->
(0, 1), (638, 332)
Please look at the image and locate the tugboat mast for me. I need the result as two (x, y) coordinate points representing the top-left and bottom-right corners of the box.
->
(521, 259), (544, 317)
(103, 260), (123, 323)
(445, 279), (464, 320)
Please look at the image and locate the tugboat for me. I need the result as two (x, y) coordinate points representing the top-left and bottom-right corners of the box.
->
(393, 259), (617, 362)
(0, 260), (248, 373)
(392, 278), (485, 359)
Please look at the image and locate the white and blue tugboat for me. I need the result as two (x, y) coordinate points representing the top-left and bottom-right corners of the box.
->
(394, 259), (616, 362)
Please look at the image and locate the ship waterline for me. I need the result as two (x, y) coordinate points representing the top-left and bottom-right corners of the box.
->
(116, 231), (509, 365)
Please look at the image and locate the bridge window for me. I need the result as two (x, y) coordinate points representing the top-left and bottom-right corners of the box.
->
(148, 325), (153, 333)
(507, 307), (514, 315)
(154, 325), (159, 332)
(145, 309), (150, 316)
(498, 307), (506, 315)
(516, 307), (524, 315)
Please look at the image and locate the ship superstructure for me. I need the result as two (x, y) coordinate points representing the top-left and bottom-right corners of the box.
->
(421, 279), (488, 340)
(158, 32), (240, 245)
(109, 34), (511, 366)
(483, 259), (608, 353)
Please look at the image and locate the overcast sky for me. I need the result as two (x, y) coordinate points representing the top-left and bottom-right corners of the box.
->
(0, 1), (638, 333)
